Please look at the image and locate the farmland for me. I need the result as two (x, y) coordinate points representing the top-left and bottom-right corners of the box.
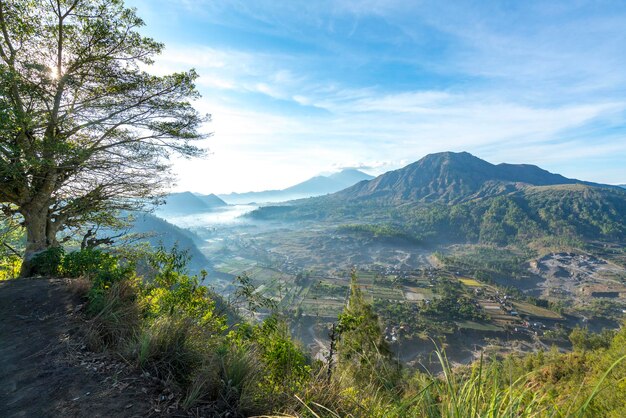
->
(170, 213), (626, 367)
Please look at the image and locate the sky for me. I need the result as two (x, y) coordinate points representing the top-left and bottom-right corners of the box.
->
(126, 0), (626, 194)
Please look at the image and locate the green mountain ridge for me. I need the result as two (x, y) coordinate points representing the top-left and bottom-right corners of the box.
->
(250, 152), (626, 246)
(332, 151), (606, 204)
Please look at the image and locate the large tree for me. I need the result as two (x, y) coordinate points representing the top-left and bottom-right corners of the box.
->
(0, 0), (207, 276)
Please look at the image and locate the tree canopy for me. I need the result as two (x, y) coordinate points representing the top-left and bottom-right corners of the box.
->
(0, 0), (208, 276)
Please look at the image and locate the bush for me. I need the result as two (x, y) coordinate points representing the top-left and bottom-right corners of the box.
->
(31, 246), (65, 276)
(62, 248), (116, 277)
(0, 255), (21, 281)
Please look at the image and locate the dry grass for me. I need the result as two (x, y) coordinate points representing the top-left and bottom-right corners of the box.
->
(65, 277), (92, 296)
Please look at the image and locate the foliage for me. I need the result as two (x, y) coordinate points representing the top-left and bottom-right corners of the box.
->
(80, 246), (312, 415)
(422, 280), (486, 321)
(68, 245), (626, 416)
(0, 215), (24, 280)
(142, 246), (223, 330)
(569, 326), (616, 351)
(230, 315), (312, 408)
(335, 270), (400, 392)
(63, 248), (131, 284)
(0, 256), (20, 281)
(337, 223), (420, 243)
(30, 246), (65, 276)
(0, 0), (207, 276)
(232, 272), (278, 314)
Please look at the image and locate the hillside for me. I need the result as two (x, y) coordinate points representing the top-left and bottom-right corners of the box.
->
(196, 193), (229, 207)
(219, 168), (373, 204)
(129, 213), (210, 272)
(250, 152), (626, 246)
(2, 271), (624, 417)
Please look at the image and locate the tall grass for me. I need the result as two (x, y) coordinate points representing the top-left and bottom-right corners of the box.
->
(71, 247), (624, 417)
(289, 345), (625, 418)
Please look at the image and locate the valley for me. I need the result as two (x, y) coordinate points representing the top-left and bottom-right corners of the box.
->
(152, 152), (626, 370)
(158, 215), (625, 369)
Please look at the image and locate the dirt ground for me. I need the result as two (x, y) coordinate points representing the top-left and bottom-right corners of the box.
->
(0, 278), (171, 417)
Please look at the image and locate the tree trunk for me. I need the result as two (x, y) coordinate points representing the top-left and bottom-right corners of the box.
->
(19, 207), (58, 278)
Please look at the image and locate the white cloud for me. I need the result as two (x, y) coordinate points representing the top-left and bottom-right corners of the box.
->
(128, 1), (626, 191)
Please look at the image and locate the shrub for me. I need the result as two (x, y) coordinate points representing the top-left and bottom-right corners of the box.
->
(62, 248), (119, 278)
(30, 246), (64, 276)
(0, 256), (21, 281)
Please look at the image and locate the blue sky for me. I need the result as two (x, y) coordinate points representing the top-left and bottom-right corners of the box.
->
(127, 0), (626, 193)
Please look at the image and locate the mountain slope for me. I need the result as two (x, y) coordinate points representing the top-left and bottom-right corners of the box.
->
(197, 193), (228, 207)
(403, 184), (626, 245)
(333, 152), (597, 204)
(129, 212), (210, 272)
(219, 168), (374, 204)
(250, 152), (626, 246)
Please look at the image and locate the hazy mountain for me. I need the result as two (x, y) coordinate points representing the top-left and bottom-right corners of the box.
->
(333, 151), (598, 204)
(219, 168), (374, 204)
(158, 192), (227, 216)
(250, 152), (626, 246)
(197, 193), (229, 207)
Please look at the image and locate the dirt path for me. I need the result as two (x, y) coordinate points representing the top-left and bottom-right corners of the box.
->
(0, 278), (163, 417)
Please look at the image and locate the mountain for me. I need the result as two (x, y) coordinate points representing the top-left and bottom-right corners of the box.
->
(157, 192), (227, 216)
(219, 168), (374, 204)
(333, 151), (598, 204)
(250, 152), (626, 246)
(197, 193), (228, 207)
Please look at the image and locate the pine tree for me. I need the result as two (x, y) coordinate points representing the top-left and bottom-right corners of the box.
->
(335, 269), (399, 390)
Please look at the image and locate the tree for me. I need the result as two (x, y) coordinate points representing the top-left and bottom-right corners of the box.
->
(335, 269), (398, 390)
(0, 0), (207, 276)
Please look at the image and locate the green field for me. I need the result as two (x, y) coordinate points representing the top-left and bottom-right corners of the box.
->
(369, 286), (404, 300)
(512, 301), (563, 319)
(300, 299), (344, 317)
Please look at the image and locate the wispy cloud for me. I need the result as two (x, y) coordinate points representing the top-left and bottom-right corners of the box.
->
(128, 0), (626, 192)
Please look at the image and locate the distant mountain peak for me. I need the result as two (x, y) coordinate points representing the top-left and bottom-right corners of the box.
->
(334, 167), (370, 174)
(158, 191), (227, 216)
(219, 169), (374, 204)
